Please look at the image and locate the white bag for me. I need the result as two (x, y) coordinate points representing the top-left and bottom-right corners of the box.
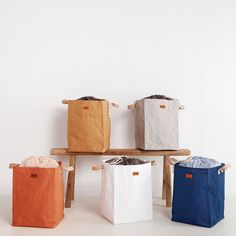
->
(101, 161), (153, 224)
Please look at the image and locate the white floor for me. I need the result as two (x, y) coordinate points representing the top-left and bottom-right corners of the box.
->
(1, 196), (235, 236)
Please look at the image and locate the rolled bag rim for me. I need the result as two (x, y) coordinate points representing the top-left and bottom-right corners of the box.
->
(174, 163), (225, 172)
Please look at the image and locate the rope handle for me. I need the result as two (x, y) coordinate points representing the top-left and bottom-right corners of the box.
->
(92, 160), (157, 171)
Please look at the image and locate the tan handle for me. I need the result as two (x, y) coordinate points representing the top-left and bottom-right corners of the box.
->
(64, 166), (74, 172)
(62, 99), (69, 104)
(9, 163), (73, 171)
(110, 102), (119, 108)
(9, 163), (19, 169)
(151, 160), (157, 166)
(127, 104), (136, 110)
(62, 100), (119, 108)
(92, 164), (104, 171)
(218, 164), (231, 174)
(170, 158), (179, 165)
(128, 103), (184, 110)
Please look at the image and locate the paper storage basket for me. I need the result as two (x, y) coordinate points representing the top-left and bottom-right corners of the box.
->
(11, 162), (64, 228)
(95, 158), (153, 224)
(64, 97), (114, 153)
(172, 160), (229, 227)
(128, 95), (183, 150)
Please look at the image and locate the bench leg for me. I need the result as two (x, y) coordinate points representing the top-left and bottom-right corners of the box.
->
(71, 156), (76, 200)
(162, 156), (166, 200)
(164, 155), (172, 207)
(65, 155), (76, 208)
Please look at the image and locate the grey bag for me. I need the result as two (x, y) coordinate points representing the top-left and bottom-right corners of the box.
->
(128, 95), (184, 150)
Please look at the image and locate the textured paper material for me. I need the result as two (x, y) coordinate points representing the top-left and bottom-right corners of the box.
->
(101, 161), (153, 224)
(135, 99), (179, 150)
(12, 163), (64, 228)
(67, 100), (110, 152)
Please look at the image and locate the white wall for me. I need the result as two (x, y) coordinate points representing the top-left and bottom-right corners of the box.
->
(0, 0), (236, 197)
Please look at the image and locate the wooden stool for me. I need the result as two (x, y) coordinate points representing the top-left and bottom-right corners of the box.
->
(50, 148), (191, 208)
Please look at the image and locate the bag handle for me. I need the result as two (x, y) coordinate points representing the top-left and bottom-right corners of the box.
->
(92, 164), (104, 171)
(127, 104), (136, 110)
(62, 99), (69, 104)
(92, 160), (157, 171)
(151, 160), (157, 166)
(127, 103), (185, 110)
(218, 164), (231, 174)
(64, 166), (74, 172)
(110, 102), (119, 108)
(9, 163), (19, 169)
(9, 163), (74, 171)
(62, 99), (119, 108)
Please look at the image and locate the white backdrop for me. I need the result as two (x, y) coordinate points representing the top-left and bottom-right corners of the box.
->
(0, 0), (235, 196)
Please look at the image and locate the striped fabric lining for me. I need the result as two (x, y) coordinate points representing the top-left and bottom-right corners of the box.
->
(178, 156), (221, 169)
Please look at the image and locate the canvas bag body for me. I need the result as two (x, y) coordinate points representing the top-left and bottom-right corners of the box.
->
(12, 163), (64, 228)
(67, 100), (110, 152)
(172, 163), (225, 228)
(135, 99), (179, 150)
(101, 161), (153, 224)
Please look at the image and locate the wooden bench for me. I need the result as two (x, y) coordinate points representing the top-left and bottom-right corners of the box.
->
(50, 148), (191, 208)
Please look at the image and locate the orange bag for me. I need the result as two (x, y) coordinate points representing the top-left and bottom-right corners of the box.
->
(66, 99), (111, 152)
(12, 162), (64, 228)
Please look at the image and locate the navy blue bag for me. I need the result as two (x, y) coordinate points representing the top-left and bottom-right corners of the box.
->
(172, 163), (225, 227)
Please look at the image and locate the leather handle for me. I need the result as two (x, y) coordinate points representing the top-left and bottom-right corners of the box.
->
(62, 99), (69, 104)
(151, 160), (157, 166)
(110, 102), (119, 108)
(127, 104), (136, 110)
(218, 164), (231, 174)
(92, 164), (104, 171)
(9, 163), (19, 169)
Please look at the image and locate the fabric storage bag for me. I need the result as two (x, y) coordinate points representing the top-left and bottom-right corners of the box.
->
(172, 163), (226, 228)
(128, 95), (183, 150)
(11, 162), (64, 228)
(99, 159), (153, 224)
(64, 97), (112, 153)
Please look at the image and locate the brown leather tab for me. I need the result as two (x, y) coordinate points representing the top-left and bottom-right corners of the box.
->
(185, 173), (192, 179)
(133, 171), (139, 176)
(31, 173), (38, 178)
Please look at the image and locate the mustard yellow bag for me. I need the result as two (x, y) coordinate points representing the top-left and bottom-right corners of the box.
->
(66, 97), (111, 153)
